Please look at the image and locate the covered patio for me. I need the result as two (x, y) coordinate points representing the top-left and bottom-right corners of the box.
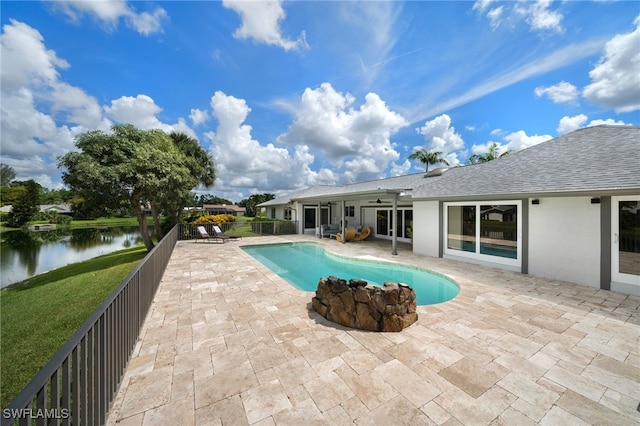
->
(106, 235), (640, 425)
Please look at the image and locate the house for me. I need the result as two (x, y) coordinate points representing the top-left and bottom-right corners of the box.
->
(202, 204), (246, 216)
(259, 125), (640, 296)
(0, 204), (74, 215)
(40, 204), (73, 215)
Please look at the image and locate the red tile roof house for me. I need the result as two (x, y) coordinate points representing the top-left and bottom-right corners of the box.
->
(202, 204), (246, 216)
(260, 125), (640, 296)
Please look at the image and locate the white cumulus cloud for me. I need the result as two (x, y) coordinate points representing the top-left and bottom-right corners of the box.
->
(474, 0), (563, 33)
(558, 114), (631, 134)
(0, 20), (103, 185)
(278, 83), (408, 183)
(583, 15), (640, 113)
(206, 91), (335, 196)
(557, 114), (588, 134)
(222, 0), (307, 51)
(416, 114), (464, 154)
(52, 0), (167, 35)
(1, 19), (69, 90)
(103, 95), (195, 136)
(190, 108), (210, 126)
(535, 81), (579, 104)
(503, 130), (553, 151)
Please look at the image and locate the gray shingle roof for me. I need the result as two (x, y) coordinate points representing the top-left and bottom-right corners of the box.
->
(260, 125), (639, 206)
(412, 125), (640, 199)
(259, 185), (337, 206)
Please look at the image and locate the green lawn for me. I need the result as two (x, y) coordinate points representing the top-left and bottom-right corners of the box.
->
(0, 246), (147, 408)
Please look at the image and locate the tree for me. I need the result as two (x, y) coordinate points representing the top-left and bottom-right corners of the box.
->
(58, 124), (196, 251)
(197, 194), (234, 206)
(150, 132), (216, 235)
(0, 186), (25, 206)
(408, 149), (449, 172)
(467, 142), (513, 164)
(0, 164), (16, 186)
(7, 180), (41, 227)
(238, 193), (275, 217)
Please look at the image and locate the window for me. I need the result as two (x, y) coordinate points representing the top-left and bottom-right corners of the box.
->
(404, 210), (413, 240)
(445, 201), (521, 266)
(270, 208), (276, 219)
(346, 206), (355, 217)
(377, 210), (389, 235)
(480, 205), (517, 259)
(304, 208), (316, 229)
(284, 207), (292, 221)
(375, 208), (413, 240)
(447, 205), (476, 253)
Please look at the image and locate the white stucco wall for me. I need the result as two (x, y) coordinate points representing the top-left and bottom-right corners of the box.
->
(412, 201), (440, 257)
(528, 196), (601, 288)
(362, 207), (376, 230)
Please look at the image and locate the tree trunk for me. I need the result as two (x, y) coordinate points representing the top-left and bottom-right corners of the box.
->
(172, 208), (183, 228)
(150, 202), (165, 239)
(131, 193), (155, 251)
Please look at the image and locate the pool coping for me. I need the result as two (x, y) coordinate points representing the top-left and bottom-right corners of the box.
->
(240, 240), (461, 306)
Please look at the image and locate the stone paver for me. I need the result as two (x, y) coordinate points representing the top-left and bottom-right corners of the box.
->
(106, 236), (640, 425)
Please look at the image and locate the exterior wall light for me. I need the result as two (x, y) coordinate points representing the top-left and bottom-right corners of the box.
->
(591, 197), (601, 204)
(531, 199), (540, 205)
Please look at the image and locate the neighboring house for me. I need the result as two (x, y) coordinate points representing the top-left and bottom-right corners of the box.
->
(202, 204), (246, 216)
(40, 204), (73, 215)
(259, 125), (640, 296)
(0, 204), (74, 215)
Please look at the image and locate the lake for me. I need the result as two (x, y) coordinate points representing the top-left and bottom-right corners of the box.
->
(0, 227), (145, 288)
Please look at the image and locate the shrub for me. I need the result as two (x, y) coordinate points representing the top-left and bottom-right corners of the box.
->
(194, 214), (236, 225)
(49, 214), (72, 225)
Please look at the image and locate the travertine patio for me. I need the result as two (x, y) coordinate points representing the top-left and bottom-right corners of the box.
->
(106, 235), (640, 425)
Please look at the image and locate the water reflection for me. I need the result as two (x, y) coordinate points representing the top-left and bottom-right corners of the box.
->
(1, 227), (145, 288)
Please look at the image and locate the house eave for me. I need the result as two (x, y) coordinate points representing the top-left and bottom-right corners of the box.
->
(411, 186), (640, 202)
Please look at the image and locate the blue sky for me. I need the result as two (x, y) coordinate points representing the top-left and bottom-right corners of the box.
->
(1, 1), (639, 202)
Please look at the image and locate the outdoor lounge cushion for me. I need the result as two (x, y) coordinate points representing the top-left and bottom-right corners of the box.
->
(196, 225), (229, 243)
(321, 224), (340, 237)
(213, 225), (241, 240)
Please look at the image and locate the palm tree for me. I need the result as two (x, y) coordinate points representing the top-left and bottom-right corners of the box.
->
(467, 142), (513, 164)
(408, 149), (449, 173)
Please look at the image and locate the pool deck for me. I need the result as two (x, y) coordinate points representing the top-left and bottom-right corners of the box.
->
(106, 235), (640, 425)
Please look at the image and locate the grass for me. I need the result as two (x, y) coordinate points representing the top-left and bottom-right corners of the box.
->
(0, 246), (147, 408)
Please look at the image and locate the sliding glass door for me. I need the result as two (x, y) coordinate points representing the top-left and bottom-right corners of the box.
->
(375, 208), (413, 241)
(612, 196), (640, 286)
(445, 201), (521, 267)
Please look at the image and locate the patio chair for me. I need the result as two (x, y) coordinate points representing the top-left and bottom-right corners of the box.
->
(335, 227), (356, 242)
(213, 225), (241, 240)
(196, 226), (229, 243)
(353, 226), (372, 241)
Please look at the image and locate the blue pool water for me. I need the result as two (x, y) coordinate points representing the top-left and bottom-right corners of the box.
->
(242, 243), (459, 305)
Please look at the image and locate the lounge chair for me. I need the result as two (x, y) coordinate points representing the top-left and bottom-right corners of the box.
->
(213, 225), (241, 240)
(353, 226), (372, 241)
(335, 227), (356, 242)
(196, 226), (229, 243)
(321, 224), (340, 239)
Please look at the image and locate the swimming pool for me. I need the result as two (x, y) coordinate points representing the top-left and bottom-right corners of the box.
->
(242, 243), (459, 305)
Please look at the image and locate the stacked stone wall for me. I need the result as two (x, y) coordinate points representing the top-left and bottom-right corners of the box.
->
(311, 276), (418, 332)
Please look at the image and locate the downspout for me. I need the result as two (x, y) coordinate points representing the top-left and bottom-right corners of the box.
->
(341, 199), (346, 245)
(392, 192), (398, 255)
(317, 201), (321, 237)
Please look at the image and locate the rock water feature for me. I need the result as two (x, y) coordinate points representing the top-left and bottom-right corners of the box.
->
(311, 276), (418, 332)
